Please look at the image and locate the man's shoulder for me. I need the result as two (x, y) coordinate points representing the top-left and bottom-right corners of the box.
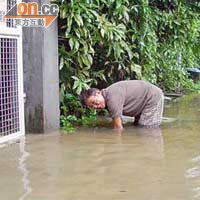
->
(103, 80), (154, 95)
(105, 81), (127, 93)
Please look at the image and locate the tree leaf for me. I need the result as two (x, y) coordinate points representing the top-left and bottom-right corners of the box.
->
(101, 28), (105, 38)
(76, 85), (82, 95)
(74, 40), (80, 51)
(73, 80), (80, 90)
(59, 57), (64, 70)
(74, 14), (84, 27)
(72, 76), (79, 81)
(116, 0), (122, 9)
(69, 38), (74, 50)
(81, 55), (91, 68)
(130, 64), (142, 78)
(87, 54), (93, 65)
(66, 16), (72, 33)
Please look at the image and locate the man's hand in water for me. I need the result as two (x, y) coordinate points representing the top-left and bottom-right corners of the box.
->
(112, 117), (124, 131)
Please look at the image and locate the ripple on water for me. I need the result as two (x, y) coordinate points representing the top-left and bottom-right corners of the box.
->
(192, 187), (200, 198)
(185, 167), (200, 178)
(192, 156), (200, 163)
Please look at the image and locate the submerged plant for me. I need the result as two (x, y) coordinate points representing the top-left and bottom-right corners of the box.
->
(60, 91), (99, 133)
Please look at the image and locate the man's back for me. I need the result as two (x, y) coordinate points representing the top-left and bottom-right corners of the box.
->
(101, 80), (162, 118)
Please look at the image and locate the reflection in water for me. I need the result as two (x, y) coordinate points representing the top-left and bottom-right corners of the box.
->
(18, 137), (32, 200)
(143, 128), (164, 158)
(186, 155), (200, 199)
(1, 93), (200, 200)
(192, 156), (200, 163)
(185, 167), (200, 178)
(168, 94), (200, 199)
(193, 187), (200, 198)
(126, 127), (164, 160)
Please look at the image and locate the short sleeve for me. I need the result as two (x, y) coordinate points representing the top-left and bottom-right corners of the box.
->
(106, 93), (125, 119)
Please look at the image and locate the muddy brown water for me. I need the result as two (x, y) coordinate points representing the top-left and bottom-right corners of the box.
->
(0, 93), (200, 200)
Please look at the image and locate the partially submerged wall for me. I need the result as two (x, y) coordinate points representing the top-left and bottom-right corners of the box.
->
(23, 0), (60, 133)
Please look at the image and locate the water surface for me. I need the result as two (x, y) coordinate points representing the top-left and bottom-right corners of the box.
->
(0, 93), (200, 200)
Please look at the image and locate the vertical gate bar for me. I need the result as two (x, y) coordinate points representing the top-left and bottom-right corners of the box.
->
(0, 0), (24, 143)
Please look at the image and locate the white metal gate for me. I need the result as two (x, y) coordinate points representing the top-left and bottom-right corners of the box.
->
(0, 0), (24, 143)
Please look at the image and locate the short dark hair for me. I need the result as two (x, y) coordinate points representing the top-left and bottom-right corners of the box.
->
(80, 88), (100, 106)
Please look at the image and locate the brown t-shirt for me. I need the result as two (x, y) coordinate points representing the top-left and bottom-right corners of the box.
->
(101, 80), (163, 119)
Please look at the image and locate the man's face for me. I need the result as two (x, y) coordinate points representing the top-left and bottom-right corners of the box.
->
(86, 93), (105, 109)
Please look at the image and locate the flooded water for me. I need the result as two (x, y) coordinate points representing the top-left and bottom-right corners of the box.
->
(0, 93), (200, 200)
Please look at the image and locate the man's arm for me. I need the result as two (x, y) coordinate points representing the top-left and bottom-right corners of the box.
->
(112, 117), (123, 130)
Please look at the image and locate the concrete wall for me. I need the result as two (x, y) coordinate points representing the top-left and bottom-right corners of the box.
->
(23, 0), (60, 133)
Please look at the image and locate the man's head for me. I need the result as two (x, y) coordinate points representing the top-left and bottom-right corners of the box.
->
(80, 88), (105, 109)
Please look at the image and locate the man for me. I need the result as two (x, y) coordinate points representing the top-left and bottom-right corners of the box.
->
(80, 80), (164, 130)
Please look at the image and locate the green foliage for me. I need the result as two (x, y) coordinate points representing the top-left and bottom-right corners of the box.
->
(57, 0), (200, 91)
(55, 0), (200, 131)
(184, 80), (200, 93)
(60, 91), (98, 133)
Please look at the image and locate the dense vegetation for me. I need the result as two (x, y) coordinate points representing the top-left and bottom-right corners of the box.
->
(56, 0), (200, 132)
